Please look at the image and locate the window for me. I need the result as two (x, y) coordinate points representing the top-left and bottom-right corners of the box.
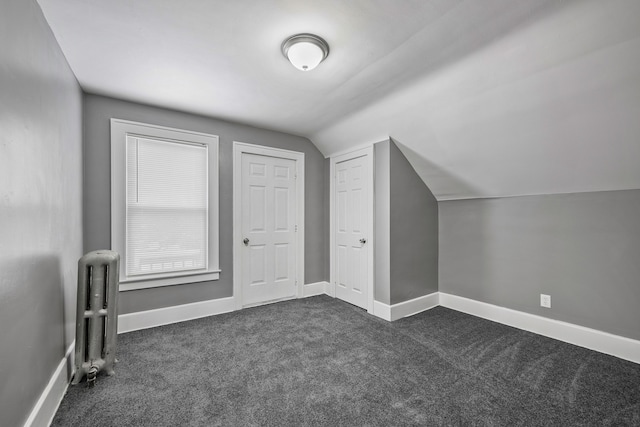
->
(111, 119), (219, 290)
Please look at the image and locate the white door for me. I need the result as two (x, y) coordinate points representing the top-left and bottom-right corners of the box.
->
(241, 153), (297, 306)
(334, 154), (370, 309)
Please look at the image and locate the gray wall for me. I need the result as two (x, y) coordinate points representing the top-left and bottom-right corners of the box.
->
(439, 190), (640, 341)
(374, 140), (438, 305)
(0, 1), (83, 426)
(389, 140), (439, 304)
(324, 158), (331, 280)
(83, 94), (327, 314)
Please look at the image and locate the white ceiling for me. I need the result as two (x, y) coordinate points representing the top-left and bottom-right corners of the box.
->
(38, 0), (640, 200)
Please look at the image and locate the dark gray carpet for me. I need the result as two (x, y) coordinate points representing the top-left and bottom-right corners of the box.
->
(52, 295), (640, 426)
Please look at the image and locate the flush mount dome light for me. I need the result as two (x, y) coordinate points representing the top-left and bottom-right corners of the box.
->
(281, 33), (329, 71)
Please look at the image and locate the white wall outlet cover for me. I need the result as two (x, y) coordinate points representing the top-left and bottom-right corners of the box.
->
(540, 294), (551, 308)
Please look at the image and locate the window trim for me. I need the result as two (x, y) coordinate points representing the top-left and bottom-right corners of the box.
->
(111, 119), (220, 291)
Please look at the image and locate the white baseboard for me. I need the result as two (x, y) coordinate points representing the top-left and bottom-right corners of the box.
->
(24, 341), (74, 427)
(439, 293), (640, 364)
(373, 292), (439, 321)
(392, 292), (440, 320)
(302, 281), (330, 298)
(118, 283), (333, 334)
(118, 296), (236, 334)
(117, 288), (639, 363)
(373, 300), (392, 321)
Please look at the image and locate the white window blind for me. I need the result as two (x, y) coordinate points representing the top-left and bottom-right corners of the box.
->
(126, 136), (208, 277)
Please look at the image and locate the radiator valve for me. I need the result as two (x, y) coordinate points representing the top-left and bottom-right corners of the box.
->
(87, 366), (98, 388)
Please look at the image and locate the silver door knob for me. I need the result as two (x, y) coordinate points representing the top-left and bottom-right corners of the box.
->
(243, 238), (250, 245)
(360, 238), (367, 244)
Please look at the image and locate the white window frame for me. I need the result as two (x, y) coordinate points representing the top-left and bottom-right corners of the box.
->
(111, 119), (220, 291)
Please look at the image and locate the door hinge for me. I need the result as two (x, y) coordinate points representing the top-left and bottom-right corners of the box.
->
(295, 224), (298, 232)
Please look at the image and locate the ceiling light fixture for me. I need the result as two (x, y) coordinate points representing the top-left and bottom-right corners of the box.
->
(281, 33), (329, 71)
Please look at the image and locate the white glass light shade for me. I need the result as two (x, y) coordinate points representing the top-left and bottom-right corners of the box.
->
(282, 34), (329, 72)
(287, 42), (324, 71)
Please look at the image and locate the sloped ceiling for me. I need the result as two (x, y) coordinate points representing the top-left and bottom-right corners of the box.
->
(38, 0), (640, 200)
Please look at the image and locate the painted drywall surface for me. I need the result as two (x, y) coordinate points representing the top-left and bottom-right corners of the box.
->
(83, 94), (326, 314)
(313, 0), (640, 201)
(389, 141), (438, 305)
(323, 158), (330, 281)
(0, 1), (83, 426)
(38, 0), (540, 139)
(374, 140), (439, 306)
(374, 140), (391, 305)
(439, 190), (640, 341)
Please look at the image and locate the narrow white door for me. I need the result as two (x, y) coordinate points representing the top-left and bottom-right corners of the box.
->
(334, 154), (369, 309)
(241, 153), (297, 306)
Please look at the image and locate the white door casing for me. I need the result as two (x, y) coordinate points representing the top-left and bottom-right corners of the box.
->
(330, 145), (374, 312)
(233, 142), (305, 309)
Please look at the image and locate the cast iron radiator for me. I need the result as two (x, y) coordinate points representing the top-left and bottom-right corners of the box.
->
(72, 250), (120, 387)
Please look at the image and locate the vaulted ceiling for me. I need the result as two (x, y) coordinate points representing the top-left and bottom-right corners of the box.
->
(38, 0), (640, 200)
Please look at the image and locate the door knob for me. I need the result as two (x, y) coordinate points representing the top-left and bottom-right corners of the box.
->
(359, 238), (367, 245)
(243, 238), (250, 246)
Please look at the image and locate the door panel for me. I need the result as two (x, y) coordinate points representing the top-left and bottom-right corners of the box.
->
(274, 244), (289, 281)
(249, 245), (266, 285)
(242, 153), (297, 306)
(274, 187), (289, 230)
(249, 186), (266, 231)
(334, 154), (369, 309)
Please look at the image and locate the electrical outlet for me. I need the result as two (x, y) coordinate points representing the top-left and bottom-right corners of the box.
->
(540, 294), (551, 308)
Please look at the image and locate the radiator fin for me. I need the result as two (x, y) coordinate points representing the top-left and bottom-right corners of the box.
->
(72, 250), (120, 386)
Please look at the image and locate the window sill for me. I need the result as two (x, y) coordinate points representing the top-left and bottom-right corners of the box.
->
(119, 270), (221, 292)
